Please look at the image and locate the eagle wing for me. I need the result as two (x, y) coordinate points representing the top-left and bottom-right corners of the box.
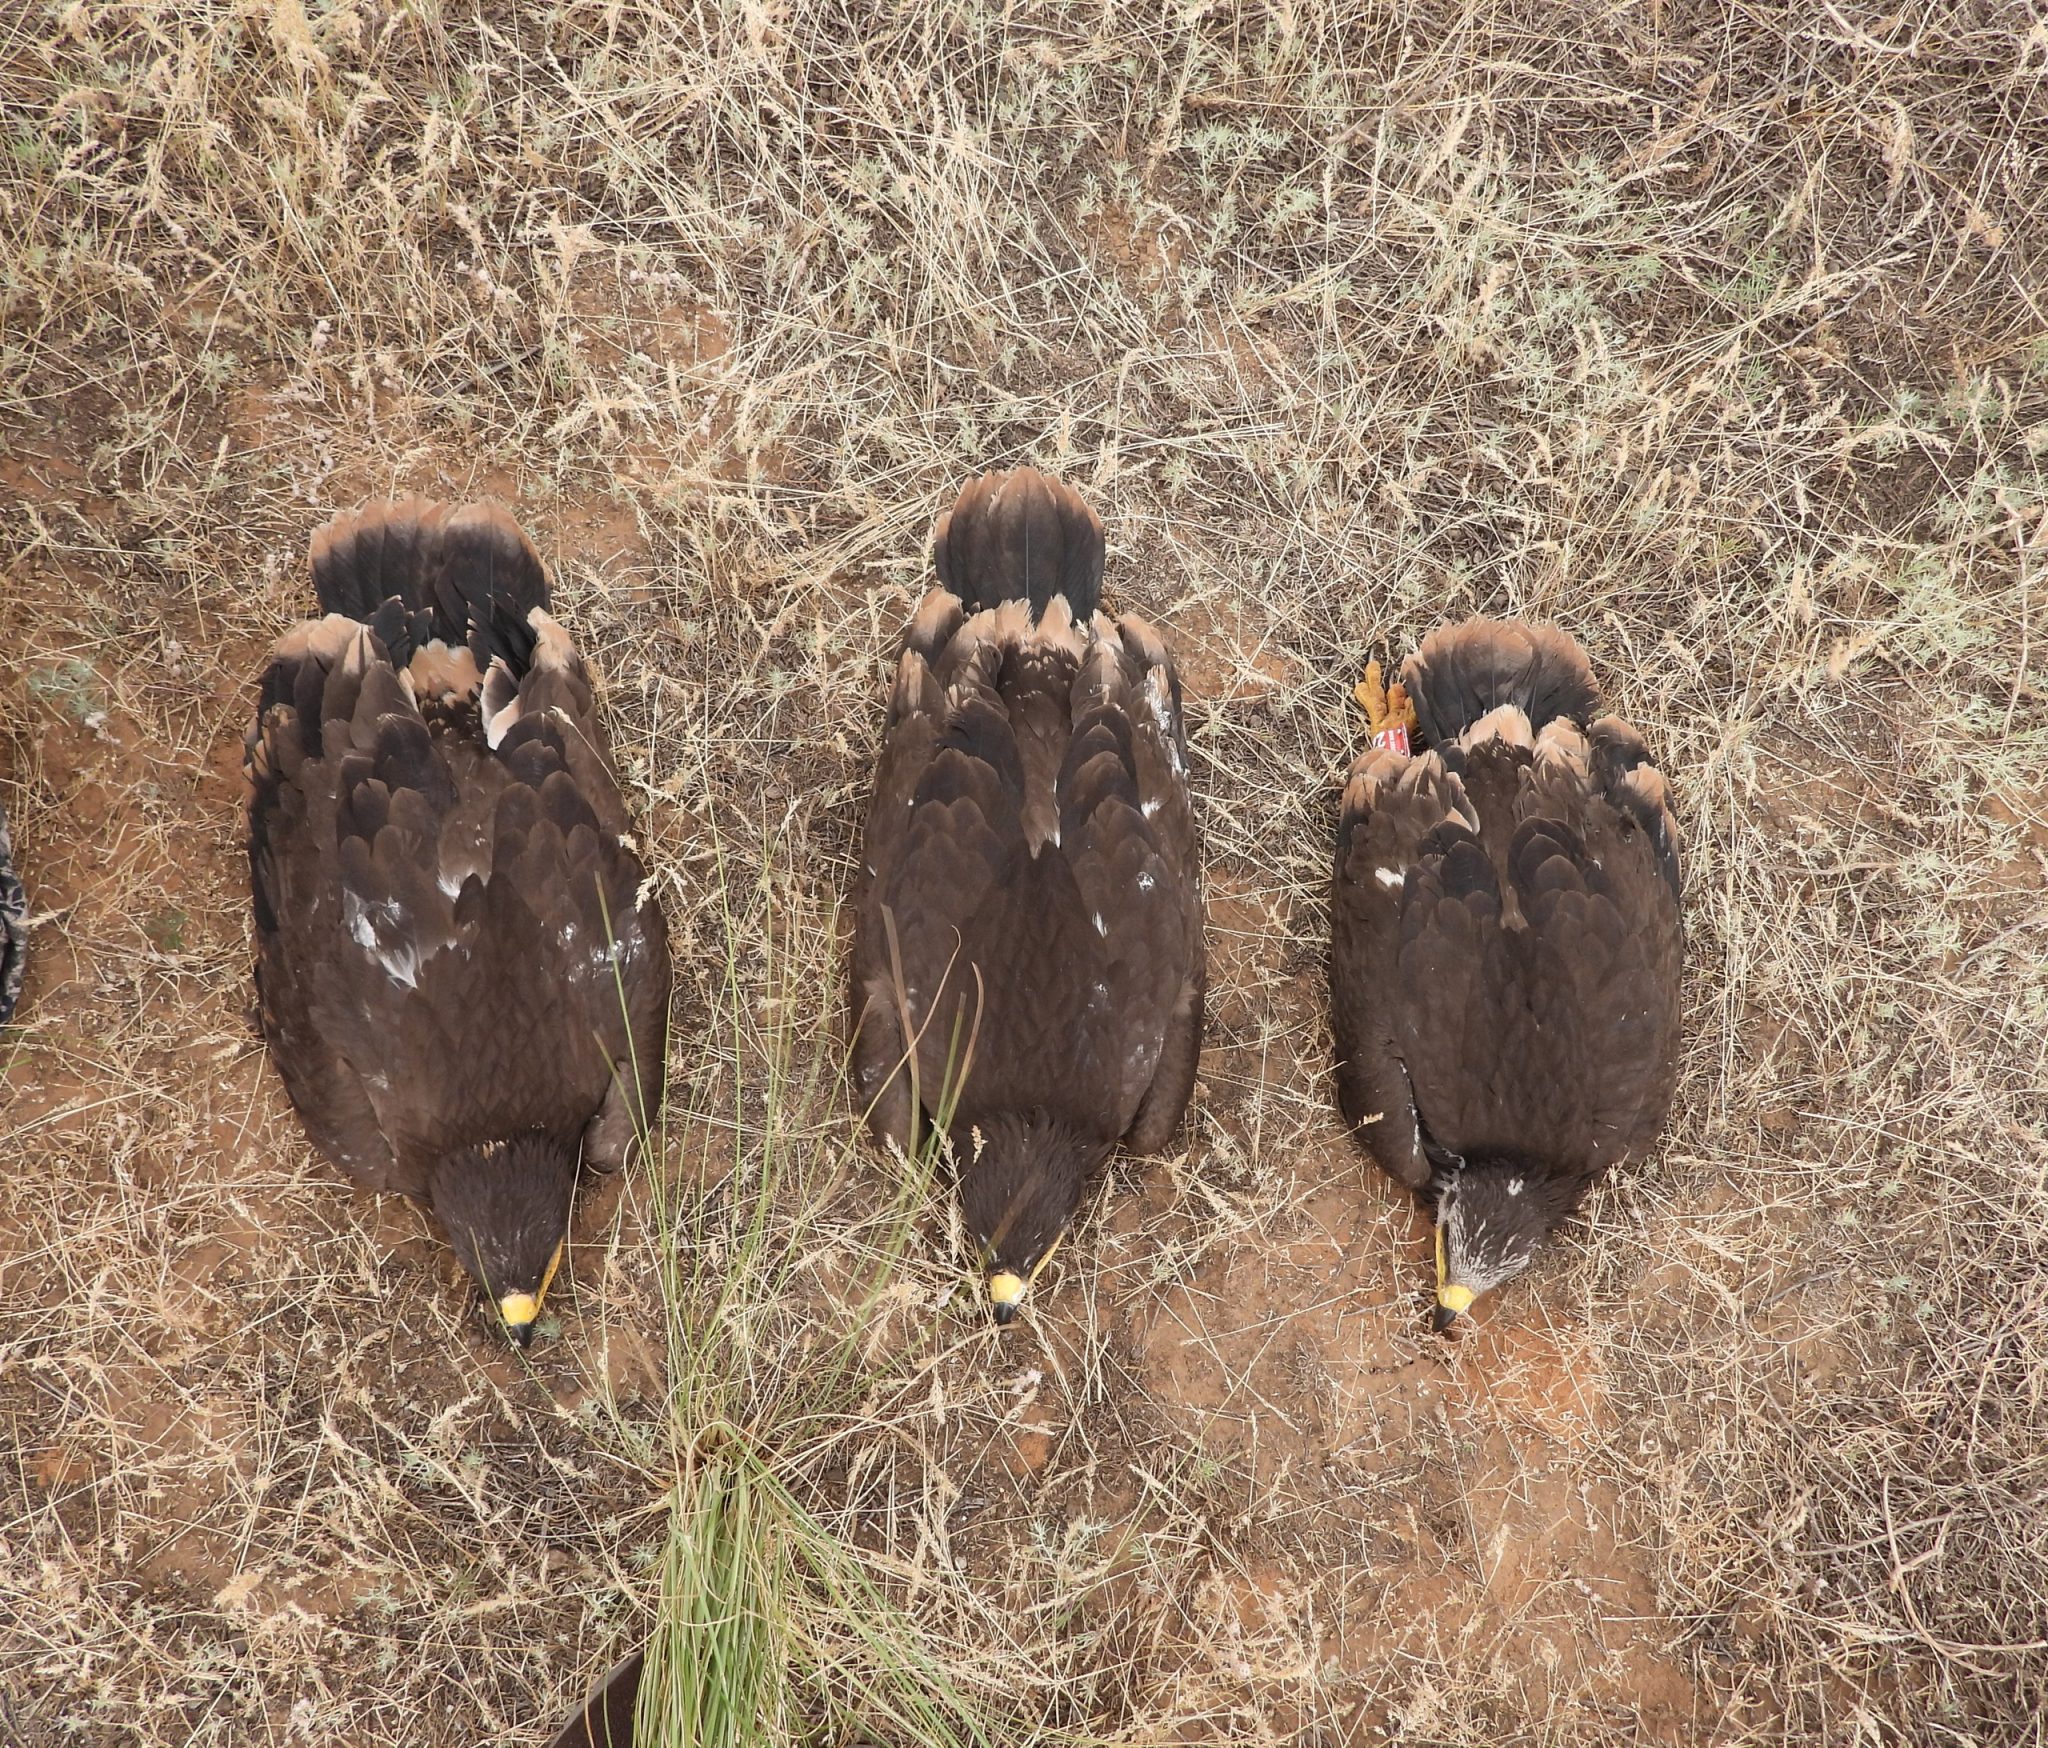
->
(852, 594), (1200, 1152)
(249, 516), (668, 1192)
(1329, 744), (1476, 1190)
(1388, 721), (1681, 1178)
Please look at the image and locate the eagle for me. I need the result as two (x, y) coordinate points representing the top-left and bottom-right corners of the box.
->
(245, 498), (670, 1345)
(850, 468), (1205, 1323)
(1330, 618), (1682, 1330)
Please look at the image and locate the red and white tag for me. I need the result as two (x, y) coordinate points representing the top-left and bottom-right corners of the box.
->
(1371, 724), (1410, 755)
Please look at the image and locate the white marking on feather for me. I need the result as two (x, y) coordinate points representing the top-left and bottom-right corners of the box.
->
(342, 890), (418, 987)
(1375, 867), (1403, 889)
(1141, 797), (1160, 818)
(1507, 1177), (1524, 1197)
(1093, 912), (1107, 936)
(527, 608), (578, 672)
(481, 657), (521, 750)
(1137, 871), (1154, 892)
(1145, 670), (1186, 775)
(437, 869), (463, 898)
(343, 891), (378, 953)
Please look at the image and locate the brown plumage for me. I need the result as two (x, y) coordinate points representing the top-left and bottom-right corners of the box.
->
(851, 468), (1205, 1322)
(1330, 618), (1682, 1329)
(246, 498), (669, 1345)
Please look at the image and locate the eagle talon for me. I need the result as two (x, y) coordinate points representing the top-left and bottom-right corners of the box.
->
(1353, 658), (1417, 750)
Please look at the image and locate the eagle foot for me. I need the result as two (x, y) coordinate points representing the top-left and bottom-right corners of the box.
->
(1353, 658), (1418, 754)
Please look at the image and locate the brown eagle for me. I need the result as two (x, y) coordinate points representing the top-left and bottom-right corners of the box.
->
(246, 499), (669, 1345)
(850, 468), (1205, 1323)
(1331, 619), (1682, 1329)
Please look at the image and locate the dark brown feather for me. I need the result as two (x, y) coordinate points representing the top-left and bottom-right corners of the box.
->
(852, 469), (1203, 1278)
(933, 466), (1105, 618)
(543, 1649), (642, 1748)
(247, 500), (670, 1309)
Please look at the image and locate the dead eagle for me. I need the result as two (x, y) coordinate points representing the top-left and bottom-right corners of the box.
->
(850, 468), (1205, 1324)
(1331, 619), (1682, 1330)
(246, 499), (669, 1345)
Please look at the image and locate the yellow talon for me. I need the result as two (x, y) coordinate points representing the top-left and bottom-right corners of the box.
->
(1354, 658), (1417, 740)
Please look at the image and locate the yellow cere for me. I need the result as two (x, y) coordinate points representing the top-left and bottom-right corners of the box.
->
(499, 1239), (564, 1331)
(987, 1271), (1026, 1310)
(1433, 1224), (1475, 1314)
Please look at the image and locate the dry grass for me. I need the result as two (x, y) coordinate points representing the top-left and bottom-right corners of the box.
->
(3, 2), (2047, 1743)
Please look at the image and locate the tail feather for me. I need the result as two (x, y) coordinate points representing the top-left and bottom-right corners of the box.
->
(308, 497), (549, 675)
(932, 467), (1104, 619)
(1400, 618), (1602, 745)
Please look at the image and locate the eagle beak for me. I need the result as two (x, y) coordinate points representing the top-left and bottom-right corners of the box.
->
(985, 1232), (1063, 1326)
(987, 1272), (1025, 1325)
(498, 1292), (540, 1347)
(1431, 1221), (1474, 1333)
(495, 1239), (564, 1348)
(1433, 1283), (1476, 1333)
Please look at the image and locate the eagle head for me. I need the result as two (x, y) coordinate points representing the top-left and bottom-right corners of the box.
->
(428, 1134), (578, 1346)
(958, 1112), (1101, 1325)
(1432, 1158), (1576, 1331)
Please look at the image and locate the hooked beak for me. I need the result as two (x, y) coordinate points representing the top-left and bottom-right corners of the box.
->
(987, 1272), (1025, 1325)
(984, 1231), (1063, 1327)
(1432, 1220), (1474, 1333)
(499, 1292), (539, 1346)
(496, 1239), (565, 1348)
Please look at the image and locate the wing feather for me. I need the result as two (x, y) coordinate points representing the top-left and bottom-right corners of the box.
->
(251, 502), (669, 1193)
(852, 545), (1201, 1153)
